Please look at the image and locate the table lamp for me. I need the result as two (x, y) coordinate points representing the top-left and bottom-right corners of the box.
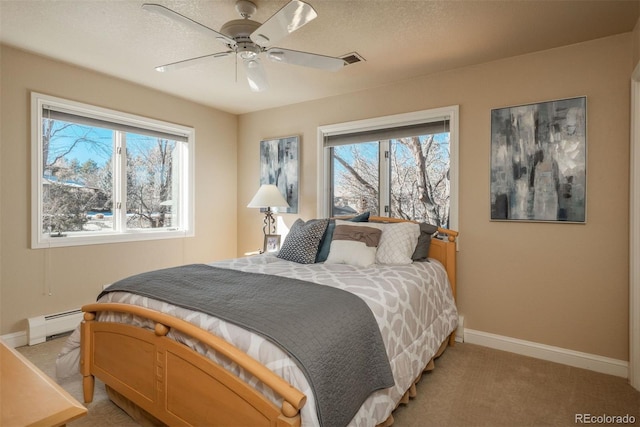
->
(247, 184), (289, 235)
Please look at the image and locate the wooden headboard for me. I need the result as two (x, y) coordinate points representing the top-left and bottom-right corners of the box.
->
(368, 216), (459, 300)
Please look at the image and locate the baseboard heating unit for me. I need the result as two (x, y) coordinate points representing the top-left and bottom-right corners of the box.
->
(27, 309), (83, 346)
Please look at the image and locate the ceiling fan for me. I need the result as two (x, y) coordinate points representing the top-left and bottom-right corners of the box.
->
(142, 0), (347, 92)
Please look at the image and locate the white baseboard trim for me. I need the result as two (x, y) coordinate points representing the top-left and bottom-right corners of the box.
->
(1, 331), (28, 348)
(463, 328), (629, 378)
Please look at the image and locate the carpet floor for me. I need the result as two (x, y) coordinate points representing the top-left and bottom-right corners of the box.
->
(16, 337), (640, 426)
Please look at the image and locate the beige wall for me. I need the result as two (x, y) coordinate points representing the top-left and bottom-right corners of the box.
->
(634, 14), (640, 67)
(238, 33), (633, 361)
(0, 45), (238, 335)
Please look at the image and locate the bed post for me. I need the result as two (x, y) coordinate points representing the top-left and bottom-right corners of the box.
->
(443, 231), (457, 302)
(447, 234), (458, 346)
(80, 311), (95, 403)
(447, 233), (458, 346)
(436, 228), (458, 346)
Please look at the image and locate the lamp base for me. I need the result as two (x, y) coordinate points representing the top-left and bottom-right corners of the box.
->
(262, 209), (276, 235)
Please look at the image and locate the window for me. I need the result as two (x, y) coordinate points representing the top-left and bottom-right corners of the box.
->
(318, 106), (458, 229)
(31, 92), (194, 248)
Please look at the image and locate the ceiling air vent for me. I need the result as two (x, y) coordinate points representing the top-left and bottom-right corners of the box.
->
(340, 52), (365, 66)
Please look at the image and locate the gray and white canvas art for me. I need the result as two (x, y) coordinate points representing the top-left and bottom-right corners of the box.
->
(260, 136), (299, 214)
(490, 97), (586, 222)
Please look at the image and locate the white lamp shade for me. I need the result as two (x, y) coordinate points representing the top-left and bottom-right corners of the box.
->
(247, 184), (290, 208)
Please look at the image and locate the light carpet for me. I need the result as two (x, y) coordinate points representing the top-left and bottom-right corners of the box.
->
(17, 337), (640, 426)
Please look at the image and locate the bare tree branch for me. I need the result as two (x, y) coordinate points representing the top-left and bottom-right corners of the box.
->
(334, 152), (377, 194)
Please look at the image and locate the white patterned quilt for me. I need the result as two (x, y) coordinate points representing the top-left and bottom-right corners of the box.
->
(57, 254), (458, 426)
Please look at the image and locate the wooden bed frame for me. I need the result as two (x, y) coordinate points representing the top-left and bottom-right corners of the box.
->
(80, 218), (458, 427)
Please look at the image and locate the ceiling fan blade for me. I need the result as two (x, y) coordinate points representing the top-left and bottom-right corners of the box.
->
(250, 0), (317, 48)
(243, 59), (269, 92)
(266, 48), (345, 71)
(142, 3), (236, 47)
(155, 52), (232, 72)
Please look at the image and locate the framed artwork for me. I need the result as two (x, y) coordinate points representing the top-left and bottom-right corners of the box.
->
(490, 96), (587, 223)
(263, 234), (281, 253)
(260, 136), (299, 214)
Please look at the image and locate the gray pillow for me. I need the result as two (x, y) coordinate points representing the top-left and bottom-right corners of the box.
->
(277, 218), (329, 264)
(411, 222), (438, 261)
(315, 211), (370, 262)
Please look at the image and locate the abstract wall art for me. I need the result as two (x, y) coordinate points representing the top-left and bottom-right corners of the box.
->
(490, 97), (586, 222)
(259, 135), (299, 214)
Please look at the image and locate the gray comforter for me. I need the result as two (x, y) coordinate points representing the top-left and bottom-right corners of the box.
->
(99, 264), (394, 427)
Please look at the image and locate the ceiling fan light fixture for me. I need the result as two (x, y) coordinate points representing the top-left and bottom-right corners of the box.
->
(240, 51), (257, 60)
(239, 50), (258, 60)
(237, 41), (260, 60)
(244, 59), (269, 92)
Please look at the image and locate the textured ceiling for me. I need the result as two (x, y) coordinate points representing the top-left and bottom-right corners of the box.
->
(1, 0), (638, 114)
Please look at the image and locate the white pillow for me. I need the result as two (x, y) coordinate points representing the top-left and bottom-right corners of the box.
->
(376, 222), (421, 265)
(325, 220), (383, 267)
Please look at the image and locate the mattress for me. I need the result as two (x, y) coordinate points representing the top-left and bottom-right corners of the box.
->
(57, 254), (458, 426)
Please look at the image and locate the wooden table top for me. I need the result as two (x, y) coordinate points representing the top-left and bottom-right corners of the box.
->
(0, 339), (87, 427)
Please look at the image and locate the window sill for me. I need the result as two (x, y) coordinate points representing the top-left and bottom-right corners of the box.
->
(32, 229), (194, 249)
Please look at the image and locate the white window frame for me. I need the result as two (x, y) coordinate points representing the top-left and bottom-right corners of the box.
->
(317, 106), (459, 231)
(31, 92), (195, 248)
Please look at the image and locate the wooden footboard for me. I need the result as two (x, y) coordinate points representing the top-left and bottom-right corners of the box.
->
(80, 303), (306, 427)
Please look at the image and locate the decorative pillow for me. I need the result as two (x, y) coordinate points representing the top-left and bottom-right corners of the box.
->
(376, 222), (421, 265)
(315, 211), (370, 262)
(411, 222), (439, 261)
(325, 220), (383, 267)
(277, 218), (329, 264)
